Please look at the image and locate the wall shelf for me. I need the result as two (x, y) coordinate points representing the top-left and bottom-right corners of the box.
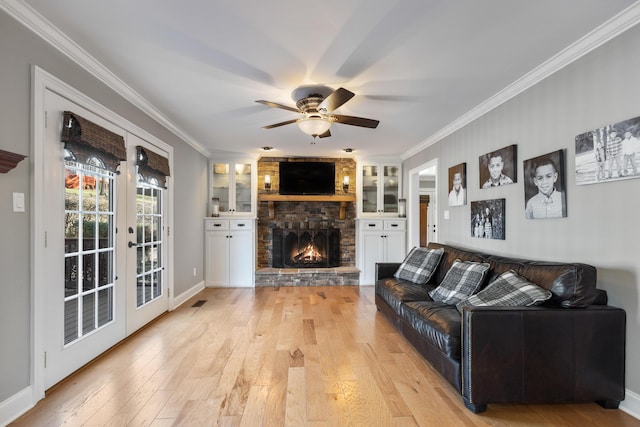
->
(258, 194), (356, 220)
(0, 150), (27, 173)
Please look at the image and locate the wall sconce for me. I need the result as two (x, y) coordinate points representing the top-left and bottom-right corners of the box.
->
(264, 174), (271, 190)
(343, 175), (350, 192)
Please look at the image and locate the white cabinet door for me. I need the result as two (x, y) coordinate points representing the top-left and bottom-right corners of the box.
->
(361, 232), (385, 285)
(229, 230), (254, 287)
(205, 230), (229, 287)
(384, 232), (406, 264)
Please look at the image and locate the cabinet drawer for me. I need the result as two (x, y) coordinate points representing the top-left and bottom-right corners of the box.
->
(230, 220), (254, 230)
(360, 220), (383, 230)
(384, 220), (405, 231)
(205, 219), (229, 231)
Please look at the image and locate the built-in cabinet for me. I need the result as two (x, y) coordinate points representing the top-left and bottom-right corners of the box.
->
(205, 218), (255, 287)
(356, 218), (406, 285)
(210, 160), (256, 215)
(358, 162), (401, 216)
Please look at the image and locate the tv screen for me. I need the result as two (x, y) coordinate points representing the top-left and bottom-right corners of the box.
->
(279, 161), (335, 195)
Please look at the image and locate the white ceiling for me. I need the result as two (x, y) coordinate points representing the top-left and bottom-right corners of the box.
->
(12, 0), (639, 158)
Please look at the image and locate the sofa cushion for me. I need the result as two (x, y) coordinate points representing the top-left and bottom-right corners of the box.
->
(400, 301), (462, 359)
(456, 270), (552, 312)
(375, 278), (435, 314)
(394, 247), (444, 285)
(429, 260), (490, 305)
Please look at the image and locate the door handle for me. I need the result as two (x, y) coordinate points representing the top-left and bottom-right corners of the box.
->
(128, 241), (138, 248)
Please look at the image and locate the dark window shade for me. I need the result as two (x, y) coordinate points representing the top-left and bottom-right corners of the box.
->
(136, 146), (170, 188)
(60, 111), (126, 172)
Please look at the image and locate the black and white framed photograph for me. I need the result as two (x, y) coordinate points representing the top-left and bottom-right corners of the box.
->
(523, 149), (566, 219)
(448, 163), (466, 206)
(575, 115), (640, 185)
(479, 144), (517, 188)
(470, 199), (505, 240)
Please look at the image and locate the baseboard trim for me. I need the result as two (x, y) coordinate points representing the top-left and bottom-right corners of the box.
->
(621, 388), (640, 420)
(171, 280), (205, 310)
(0, 385), (35, 426)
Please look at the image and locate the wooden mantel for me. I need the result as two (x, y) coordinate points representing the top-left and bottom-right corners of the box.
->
(259, 194), (356, 220)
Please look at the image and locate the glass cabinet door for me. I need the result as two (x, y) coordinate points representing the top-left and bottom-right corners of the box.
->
(212, 163), (230, 213)
(361, 165), (378, 213)
(234, 163), (252, 213)
(383, 166), (399, 213)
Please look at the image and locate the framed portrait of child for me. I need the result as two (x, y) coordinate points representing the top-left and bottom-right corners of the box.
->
(479, 144), (517, 189)
(448, 163), (466, 206)
(523, 149), (567, 219)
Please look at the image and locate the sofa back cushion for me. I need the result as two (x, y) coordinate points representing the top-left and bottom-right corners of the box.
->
(427, 243), (598, 308)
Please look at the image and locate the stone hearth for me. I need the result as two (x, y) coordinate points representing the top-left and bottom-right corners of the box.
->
(255, 267), (360, 287)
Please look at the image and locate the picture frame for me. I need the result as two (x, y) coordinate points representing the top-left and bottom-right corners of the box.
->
(470, 199), (505, 240)
(447, 163), (466, 206)
(523, 149), (566, 219)
(479, 144), (517, 188)
(575, 115), (640, 185)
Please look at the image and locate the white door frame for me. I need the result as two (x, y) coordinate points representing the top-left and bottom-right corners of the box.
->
(31, 66), (174, 402)
(407, 159), (438, 249)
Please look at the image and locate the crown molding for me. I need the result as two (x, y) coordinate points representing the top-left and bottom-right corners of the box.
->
(401, 1), (640, 160)
(0, 0), (210, 157)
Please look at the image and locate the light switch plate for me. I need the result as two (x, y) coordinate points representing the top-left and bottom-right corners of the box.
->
(13, 192), (25, 212)
(443, 210), (449, 220)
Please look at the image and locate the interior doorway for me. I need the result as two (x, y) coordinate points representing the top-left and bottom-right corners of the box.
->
(407, 159), (438, 249)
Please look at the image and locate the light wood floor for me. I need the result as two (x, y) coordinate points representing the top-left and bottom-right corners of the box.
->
(11, 286), (640, 426)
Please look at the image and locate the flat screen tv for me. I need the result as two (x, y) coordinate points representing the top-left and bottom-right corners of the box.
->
(279, 161), (335, 195)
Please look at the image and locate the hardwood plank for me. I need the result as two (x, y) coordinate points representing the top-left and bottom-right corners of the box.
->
(285, 366), (306, 426)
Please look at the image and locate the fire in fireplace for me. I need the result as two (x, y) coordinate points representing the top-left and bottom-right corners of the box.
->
(272, 228), (340, 268)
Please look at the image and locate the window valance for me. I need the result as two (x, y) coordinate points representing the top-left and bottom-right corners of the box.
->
(60, 111), (126, 172)
(136, 146), (171, 188)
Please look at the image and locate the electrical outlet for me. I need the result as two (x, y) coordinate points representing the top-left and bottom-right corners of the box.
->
(193, 267), (197, 277)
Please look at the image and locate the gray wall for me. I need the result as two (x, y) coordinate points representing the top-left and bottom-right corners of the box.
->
(404, 23), (640, 400)
(0, 10), (207, 402)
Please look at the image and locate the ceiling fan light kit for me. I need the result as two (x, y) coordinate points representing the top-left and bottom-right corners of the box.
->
(297, 117), (331, 137)
(256, 86), (379, 140)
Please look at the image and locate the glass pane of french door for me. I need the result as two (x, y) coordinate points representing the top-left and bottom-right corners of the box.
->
(64, 158), (115, 345)
(136, 179), (164, 307)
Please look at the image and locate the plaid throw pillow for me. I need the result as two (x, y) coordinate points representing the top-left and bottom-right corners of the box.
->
(429, 259), (490, 305)
(394, 247), (444, 285)
(456, 270), (552, 311)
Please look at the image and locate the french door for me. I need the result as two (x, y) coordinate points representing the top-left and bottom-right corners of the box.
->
(42, 89), (169, 389)
(126, 134), (168, 334)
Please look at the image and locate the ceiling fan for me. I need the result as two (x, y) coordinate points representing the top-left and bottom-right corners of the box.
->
(256, 87), (380, 139)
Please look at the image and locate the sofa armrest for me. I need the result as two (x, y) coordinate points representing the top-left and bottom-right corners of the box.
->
(375, 263), (401, 281)
(461, 305), (625, 410)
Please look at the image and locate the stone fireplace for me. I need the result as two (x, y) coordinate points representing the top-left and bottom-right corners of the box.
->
(255, 157), (359, 286)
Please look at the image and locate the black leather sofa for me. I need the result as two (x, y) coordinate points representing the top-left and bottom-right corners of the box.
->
(375, 242), (626, 413)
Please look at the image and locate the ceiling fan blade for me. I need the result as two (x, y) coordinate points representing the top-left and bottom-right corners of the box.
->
(318, 129), (331, 138)
(317, 87), (355, 113)
(331, 114), (380, 129)
(255, 100), (300, 113)
(262, 119), (299, 129)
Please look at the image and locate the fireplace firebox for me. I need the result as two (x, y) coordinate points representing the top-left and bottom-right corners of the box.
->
(272, 228), (340, 268)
